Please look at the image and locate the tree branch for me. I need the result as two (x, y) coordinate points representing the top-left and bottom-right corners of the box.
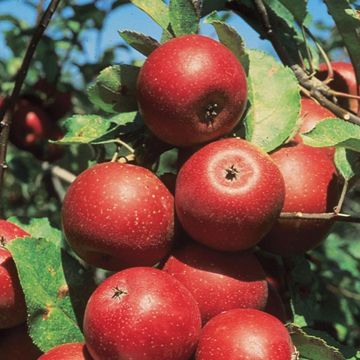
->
(228, 0), (360, 125)
(0, 0), (62, 215)
(279, 211), (360, 223)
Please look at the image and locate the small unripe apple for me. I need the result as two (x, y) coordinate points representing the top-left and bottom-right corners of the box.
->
(83, 267), (201, 360)
(316, 62), (359, 113)
(163, 241), (268, 324)
(0, 220), (28, 329)
(137, 34), (247, 146)
(0, 324), (42, 360)
(62, 162), (174, 270)
(175, 138), (285, 251)
(38, 342), (92, 360)
(196, 308), (295, 360)
(259, 143), (341, 256)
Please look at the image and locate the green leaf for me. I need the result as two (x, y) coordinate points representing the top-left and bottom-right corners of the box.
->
(55, 115), (116, 144)
(277, 0), (310, 25)
(334, 147), (360, 181)
(7, 238), (87, 351)
(201, 0), (227, 17)
(156, 148), (178, 176)
(130, 0), (171, 34)
(243, 49), (300, 152)
(323, 0), (360, 90)
(288, 324), (345, 360)
(302, 118), (360, 151)
(6, 217), (61, 245)
(87, 65), (140, 114)
(204, 11), (248, 69)
(119, 30), (160, 56)
(169, 0), (200, 36)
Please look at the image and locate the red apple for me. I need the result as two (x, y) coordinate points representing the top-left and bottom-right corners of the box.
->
(62, 162), (174, 270)
(9, 99), (64, 161)
(175, 138), (285, 251)
(83, 267), (201, 360)
(316, 62), (359, 113)
(38, 342), (92, 360)
(137, 34), (247, 146)
(0, 324), (42, 360)
(259, 143), (341, 256)
(163, 241), (268, 324)
(0, 220), (28, 329)
(195, 308), (295, 360)
(33, 79), (72, 121)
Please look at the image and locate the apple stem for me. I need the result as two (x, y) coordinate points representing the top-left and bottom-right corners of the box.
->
(334, 179), (348, 214)
(112, 287), (128, 299)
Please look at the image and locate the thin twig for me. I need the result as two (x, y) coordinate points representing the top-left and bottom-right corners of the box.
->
(229, 0), (360, 125)
(334, 179), (349, 214)
(0, 0), (62, 215)
(279, 211), (360, 223)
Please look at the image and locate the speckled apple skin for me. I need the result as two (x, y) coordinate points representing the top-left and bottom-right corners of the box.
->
(163, 241), (268, 324)
(317, 62), (359, 113)
(38, 342), (93, 360)
(62, 162), (174, 271)
(260, 143), (341, 256)
(196, 309), (294, 360)
(137, 34), (247, 147)
(0, 220), (28, 329)
(175, 138), (285, 251)
(83, 267), (201, 360)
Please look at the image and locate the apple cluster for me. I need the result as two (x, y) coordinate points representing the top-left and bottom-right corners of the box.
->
(0, 79), (71, 162)
(0, 34), (355, 359)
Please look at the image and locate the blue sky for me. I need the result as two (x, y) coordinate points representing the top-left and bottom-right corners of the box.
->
(0, 0), (340, 65)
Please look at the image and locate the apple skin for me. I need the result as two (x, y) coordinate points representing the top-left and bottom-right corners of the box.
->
(0, 324), (42, 360)
(0, 220), (29, 329)
(83, 267), (201, 360)
(175, 138), (285, 251)
(259, 143), (341, 256)
(9, 99), (64, 161)
(62, 162), (174, 270)
(163, 241), (268, 324)
(316, 62), (359, 113)
(38, 342), (92, 360)
(137, 34), (247, 147)
(195, 308), (295, 360)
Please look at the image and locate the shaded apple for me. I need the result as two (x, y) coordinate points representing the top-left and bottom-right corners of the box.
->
(62, 162), (174, 270)
(175, 138), (285, 251)
(38, 342), (92, 360)
(137, 34), (247, 146)
(316, 61), (359, 113)
(0, 219), (28, 329)
(163, 241), (268, 324)
(83, 267), (201, 360)
(259, 143), (341, 256)
(0, 323), (42, 360)
(195, 308), (295, 360)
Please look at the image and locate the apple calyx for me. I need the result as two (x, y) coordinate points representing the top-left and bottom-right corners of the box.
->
(204, 103), (220, 125)
(112, 287), (128, 299)
(225, 165), (239, 181)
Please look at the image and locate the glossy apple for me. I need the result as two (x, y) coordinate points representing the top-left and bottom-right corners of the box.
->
(175, 138), (285, 251)
(0, 324), (42, 360)
(316, 62), (359, 113)
(163, 241), (268, 324)
(259, 143), (341, 256)
(38, 342), (92, 360)
(62, 162), (174, 270)
(196, 308), (295, 360)
(0, 220), (28, 329)
(83, 267), (201, 360)
(137, 34), (247, 146)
